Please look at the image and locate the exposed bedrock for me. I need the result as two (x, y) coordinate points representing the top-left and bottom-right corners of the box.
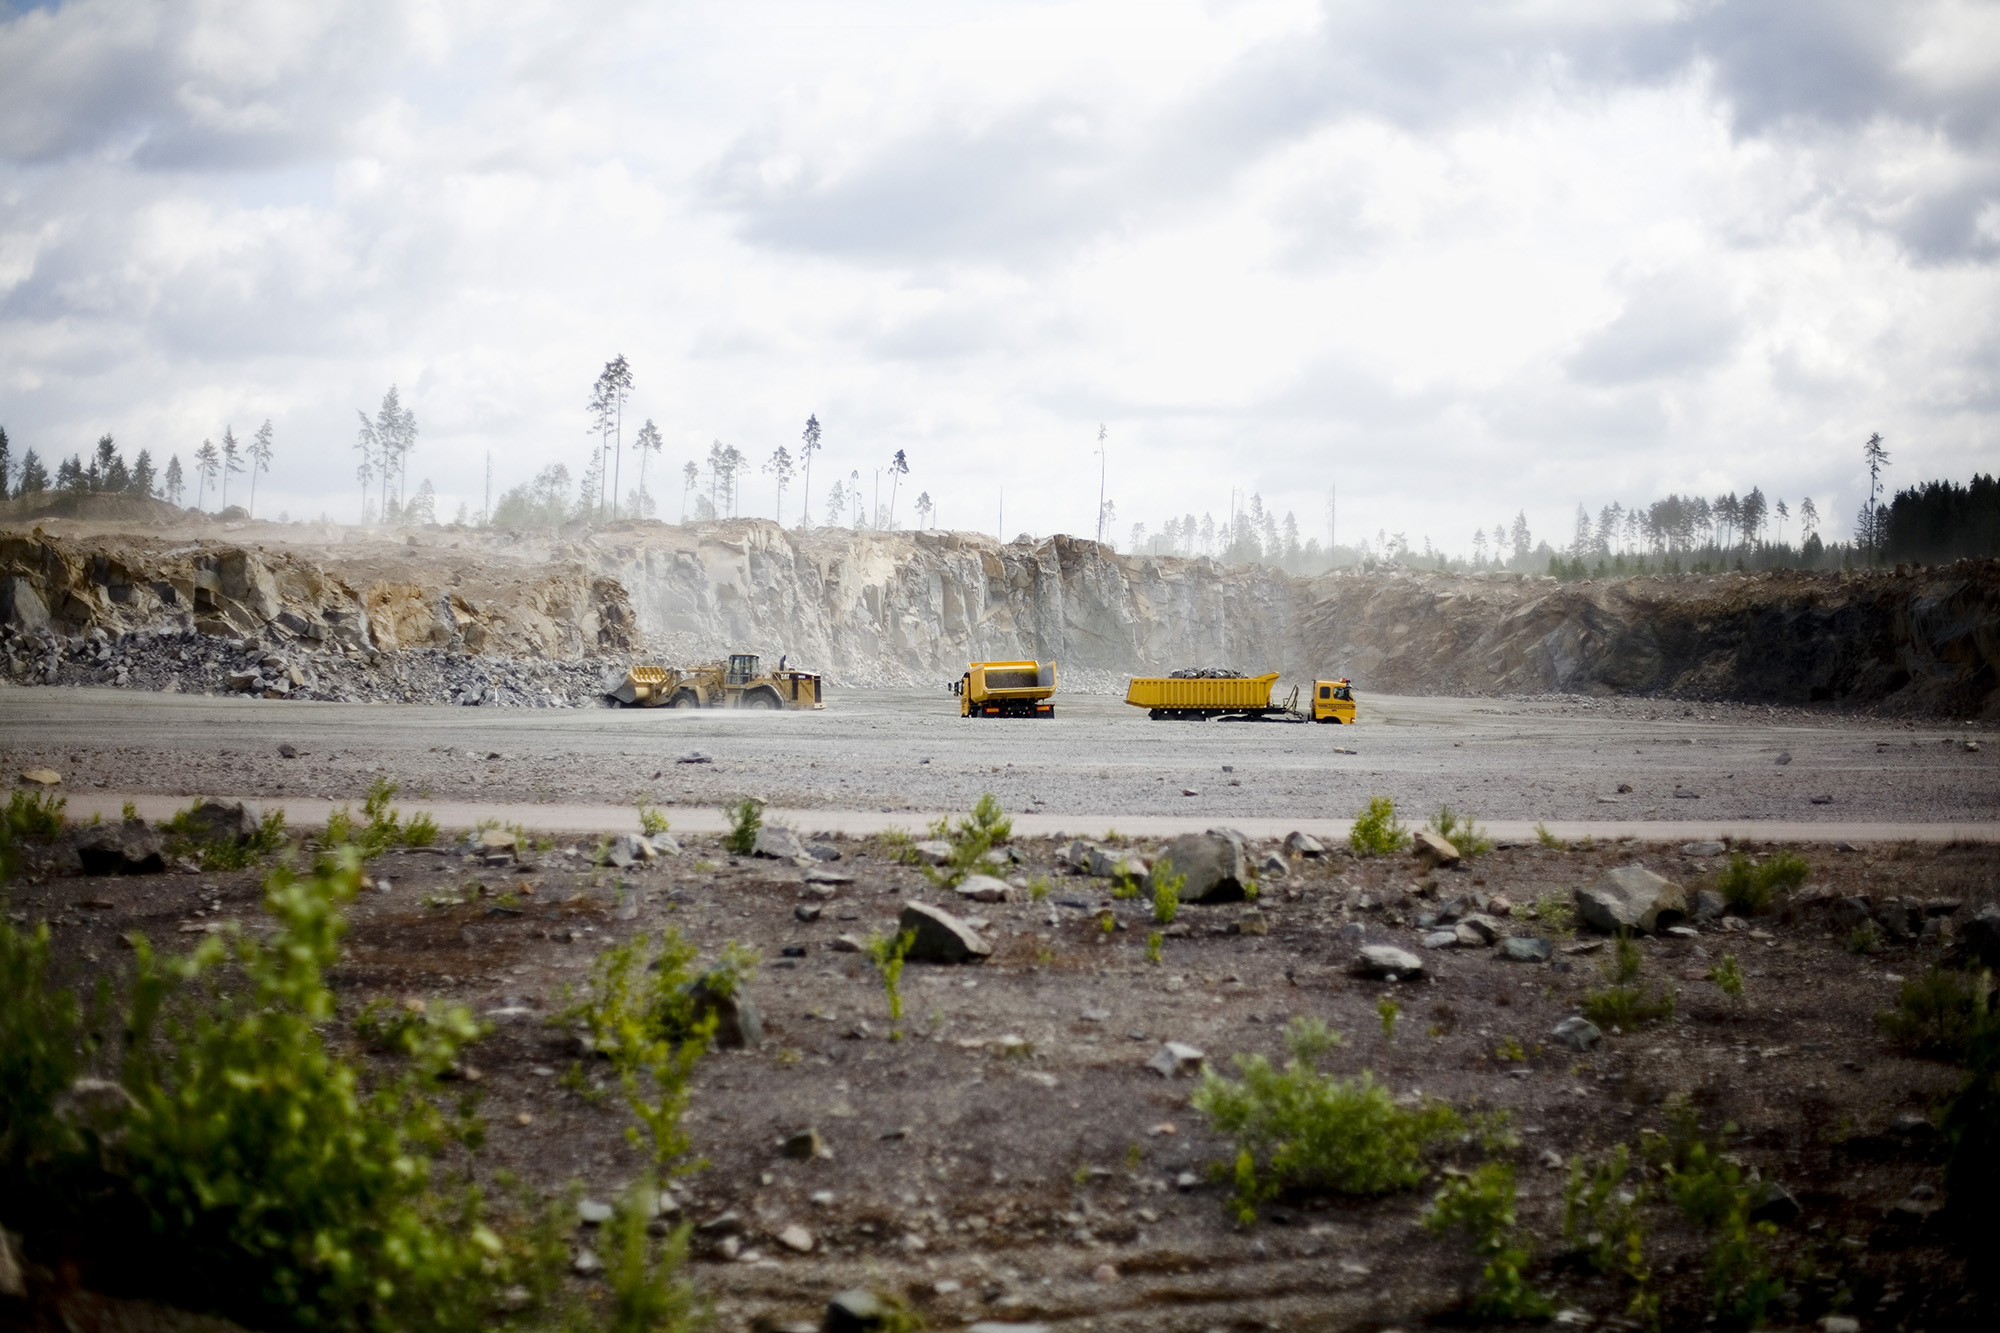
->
(2, 512), (1995, 715)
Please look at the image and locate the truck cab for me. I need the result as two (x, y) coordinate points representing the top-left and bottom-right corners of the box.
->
(1312, 678), (1357, 724)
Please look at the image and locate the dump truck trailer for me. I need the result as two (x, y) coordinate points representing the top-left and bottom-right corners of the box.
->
(1126, 671), (1358, 722)
(952, 660), (1056, 717)
(609, 654), (824, 710)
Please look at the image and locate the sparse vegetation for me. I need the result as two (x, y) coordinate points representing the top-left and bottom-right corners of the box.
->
(598, 1177), (706, 1333)
(1026, 873), (1052, 902)
(1847, 920), (1883, 954)
(1879, 965), (1993, 1058)
(722, 797), (763, 855)
(1423, 1162), (1552, 1321)
(1708, 952), (1745, 1010)
(1581, 932), (1676, 1029)
(637, 803), (670, 837)
(922, 792), (1013, 887)
(323, 779), (434, 859)
(1151, 855), (1184, 925)
(1716, 850), (1808, 914)
(1378, 996), (1400, 1043)
(0, 788), (66, 878)
(1146, 930), (1164, 964)
(1646, 1101), (1784, 1323)
(1531, 890), (1577, 937)
(162, 800), (290, 870)
(1426, 804), (1493, 858)
(1192, 1017), (1457, 1222)
(1534, 821), (1567, 850)
(867, 927), (916, 1038)
(1349, 795), (1410, 855)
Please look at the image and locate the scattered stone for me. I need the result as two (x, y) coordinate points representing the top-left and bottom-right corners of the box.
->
(1810, 794), (1833, 805)
(1255, 852), (1288, 881)
(1338, 921), (1365, 945)
(967, 1324), (1053, 1333)
(578, 1199), (614, 1225)
(782, 1127), (826, 1159)
(19, 768), (61, 786)
(825, 1290), (890, 1333)
(1819, 1317), (1860, 1333)
(1747, 1180), (1800, 1226)
(278, 742), (299, 758)
(1692, 889), (1725, 922)
(806, 841), (842, 861)
(954, 873), (1013, 903)
(1412, 828), (1460, 867)
(571, 1248), (602, 1276)
(1575, 864), (1686, 934)
(1423, 929), (1458, 950)
(675, 750), (711, 764)
(1283, 830), (1326, 857)
(649, 832), (681, 856)
(898, 901), (991, 964)
(794, 903), (823, 923)
(74, 818), (167, 875)
(1146, 1042), (1206, 1078)
(1550, 1016), (1602, 1052)
(1153, 828), (1251, 903)
(1352, 944), (1424, 980)
(1080, 1007), (1110, 1022)
(688, 971), (761, 1048)
(753, 825), (807, 861)
(912, 839), (954, 866)
(1487, 894), (1514, 916)
(1891, 1113), (1936, 1138)
(1680, 840), (1726, 857)
(1455, 913), (1501, 946)
(177, 800), (258, 845)
(829, 935), (864, 953)
(1666, 925), (1699, 939)
(1498, 936), (1552, 963)
(777, 1223), (815, 1253)
(1091, 1263), (1119, 1283)
(1234, 908), (1269, 936)
(479, 828), (518, 853)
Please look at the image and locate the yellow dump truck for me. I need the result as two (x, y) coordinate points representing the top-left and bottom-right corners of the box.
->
(1126, 670), (1358, 722)
(608, 653), (824, 710)
(951, 660), (1056, 718)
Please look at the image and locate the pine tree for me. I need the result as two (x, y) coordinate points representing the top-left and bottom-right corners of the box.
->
(798, 415), (822, 530)
(220, 426), (241, 509)
(130, 449), (156, 498)
(681, 460), (698, 523)
(18, 449), (47, 495)
(0, 424), (11, 500)
(764, 446), (794, 523)
(193, 439), (220, 510)
(887, 448), (909, 526)
(248, 420), (274, 517)
(56, 455), (86, 493)
(163, 455), (183, 505)
(633, 418), (663, 515)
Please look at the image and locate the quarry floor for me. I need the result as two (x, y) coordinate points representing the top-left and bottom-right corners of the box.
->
(2, 685), (1994, 836)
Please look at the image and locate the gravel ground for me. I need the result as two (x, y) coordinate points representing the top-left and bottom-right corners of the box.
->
(2, 685), (1993, 828)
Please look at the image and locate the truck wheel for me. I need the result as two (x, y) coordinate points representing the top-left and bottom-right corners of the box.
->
(670, 690), (701, 709)
(743, 688), (782, 710)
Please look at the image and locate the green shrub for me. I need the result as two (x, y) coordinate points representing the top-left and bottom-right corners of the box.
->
(323, 779), (433, 859)
(1426, 805), (1493, 858)
(1026, 873), (1052, 902)
(599, 1178), (706, 1333)
(1151, 855), (1184, 925)
(560, 928), (718, 1169)
(1145, 930), (1163, 964)
(0, 908), (87, 1179)
(161, 802), (289, 870)
(1879, 965), (1993, 1058)
(1534, 822), (1567, 850)
(1708, 952), (1745, 1009)
(1562, 1144), (1647, 1273)
(1349, 796), (1409, 855)
(722, 798), (763, 855)
(0, 788), (67, 877)
(1647, 1104), (1783, 1322)
(1847, 920), (1883, 954)
(866, 928), (916, 1037)
(637, 803), (670, 837)
(1582, 932), (1676, 1030)
(1424, 1163), (1552, 1321)
(1943, 997), (2000, 1231)
(1192, 1017), (1457, 1221)
(1531, 891), (1576, 937)
(921, 792), (1012, 887)
(1715, 850), (1809, 914)
(1378, 996), (1399, 1043)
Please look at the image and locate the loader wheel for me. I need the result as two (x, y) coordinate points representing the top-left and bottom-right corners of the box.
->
(743, 688), (783, 710)
(670, 690), (701, 709)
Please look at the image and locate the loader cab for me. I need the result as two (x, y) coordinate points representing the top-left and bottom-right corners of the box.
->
(1313, 678), (1357, 724)
(726, 654), (760, 687)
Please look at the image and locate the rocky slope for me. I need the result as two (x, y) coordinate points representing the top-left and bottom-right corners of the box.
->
(1, 506), (1994, 716)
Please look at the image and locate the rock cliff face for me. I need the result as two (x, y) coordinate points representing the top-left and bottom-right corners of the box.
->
(2, 512), (1995, 716)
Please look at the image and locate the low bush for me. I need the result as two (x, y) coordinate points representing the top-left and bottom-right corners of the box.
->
(1715, 850), (1809, 914)
(1151, 855), (1184, 925)
(1645, 1101), (1784, 1324)
(323, 779), (435, 859)
(1534, 821), (1567, 850)
(637, 803), (670, 837)
(1349, 796), (1409, 855)
(722, 797), (763, 855)
(1426, 805), (1493, 858)
(1192, 1016), (1457, 1221)
(1581, 932), (1676, 1030)
(1424, 1163), (1551, 1321)
(866, 928), (916, 1038)
(1880, 965), (1994, 1059)
(922, 792), (1012, 887)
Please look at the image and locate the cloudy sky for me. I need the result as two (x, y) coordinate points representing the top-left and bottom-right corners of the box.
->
(2, 0), (1995, 555)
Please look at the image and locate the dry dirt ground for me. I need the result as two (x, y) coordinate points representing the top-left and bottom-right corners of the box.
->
(1, 686), (1995, 829)
(11, 812), (1998, 1332)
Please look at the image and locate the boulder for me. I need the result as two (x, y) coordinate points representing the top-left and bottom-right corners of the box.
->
(0, 576), (49, 633)
(1550, 1016), (1602, 1052)
(954, 874), (1012, 903)
(1145, 1042), (1206, 1078)
(1498, 936), (1552, 963)
(912, 839), (954, 866)
(1283, 830), (1326, 858)
(1423, 929), (1458, 949)
(753, 825), (806, 861)
(1575, 865), (1686, 934)
(1961, 904), (2000, 969)
(1680, 840), (1727, 857)
(1692, 889), (1725, 922)
(74, 819), (167, 875)
(649, 832), (682, 857)
(1152, 829), (1250, 903)
(781, 1127), (826, 1159)
(1351, 944), (1424, 979)
(1412, 828), (1460, 867)
(898, 901), (991, 964)
(1455, 913), (1502, 945)
(805, 841), (842, 861)
(178, 800), (257, 845)
(688, 971), (761, 1048)
(18, 768), (61, 787)
(825, 1290), (891, 1333)
(1747, 1180), (1801, 1226)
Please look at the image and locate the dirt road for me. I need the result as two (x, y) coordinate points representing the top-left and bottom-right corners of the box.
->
(3, 685), (1991, 829)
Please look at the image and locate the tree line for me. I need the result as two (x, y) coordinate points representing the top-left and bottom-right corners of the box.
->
(0, 424), (275, 516)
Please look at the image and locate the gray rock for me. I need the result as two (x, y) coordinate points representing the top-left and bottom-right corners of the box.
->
(1456, 913), (1501, 945)
(1551, 1016), (1602, 1052)
(898, 901), (991, 964)
(954, 873), (1012, 903)
(1423, 929), (1459, 949)
(177, 800), (258, 845)
(782, 1127), (826, 1159)
(675, 750), (711, 764)
(777, 1222), (814, 1253)
(0, 576), (50, 633)
(825, 1289), (890, 1333)
(967, 1324), (1054, 1333)
(648, 832), (682, 857)
(794, 904), (823, 923)
(1338, 921), (1366, 945)
(1145, 1042), (1206, 1078)
(1352, 944), (1424, 979)
(1692, 889), (1725, 921)
(753, 825), (806, 861)
(74, 818), (167, 875)
(1152, 829), (1250, 903)
(1961, 903), (2000, 968)
(1256, 852), (1288, 880)
(689, 972), (761, 1048)
(805, 841), (842, 861)
(1680, 840), (1726, 857)
(0, 1225), (23, 1299)
(571, 1248), (602, 1276)
(803, 866), (852, 886)
(1747, 1179), (1801, 1226)
(1575, 864), (1686, 934)
(1412, 828), (1460, 866)
(1499, 936), (1552, 963)
(1283, 830), (1326, 858)
(1830, 895), (1874, 932)
(912, 838), (954, 866)
(578, 1198), (614, 1225)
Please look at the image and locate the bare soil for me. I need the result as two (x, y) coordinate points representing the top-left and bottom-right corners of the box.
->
(12, 822), (1997, 1332)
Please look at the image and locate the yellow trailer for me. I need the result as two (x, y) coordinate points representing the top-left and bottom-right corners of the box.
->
(952, 660), (1056, 718)
(1125, 671), (1284, 719)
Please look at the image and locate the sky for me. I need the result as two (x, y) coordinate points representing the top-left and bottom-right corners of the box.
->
(1, 0), (1996, 556)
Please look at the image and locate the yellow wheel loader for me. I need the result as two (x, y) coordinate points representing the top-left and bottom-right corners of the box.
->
(608, 653), (824, 710)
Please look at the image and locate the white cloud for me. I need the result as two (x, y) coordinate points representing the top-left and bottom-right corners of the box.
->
(0, 0), (1993, 552)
